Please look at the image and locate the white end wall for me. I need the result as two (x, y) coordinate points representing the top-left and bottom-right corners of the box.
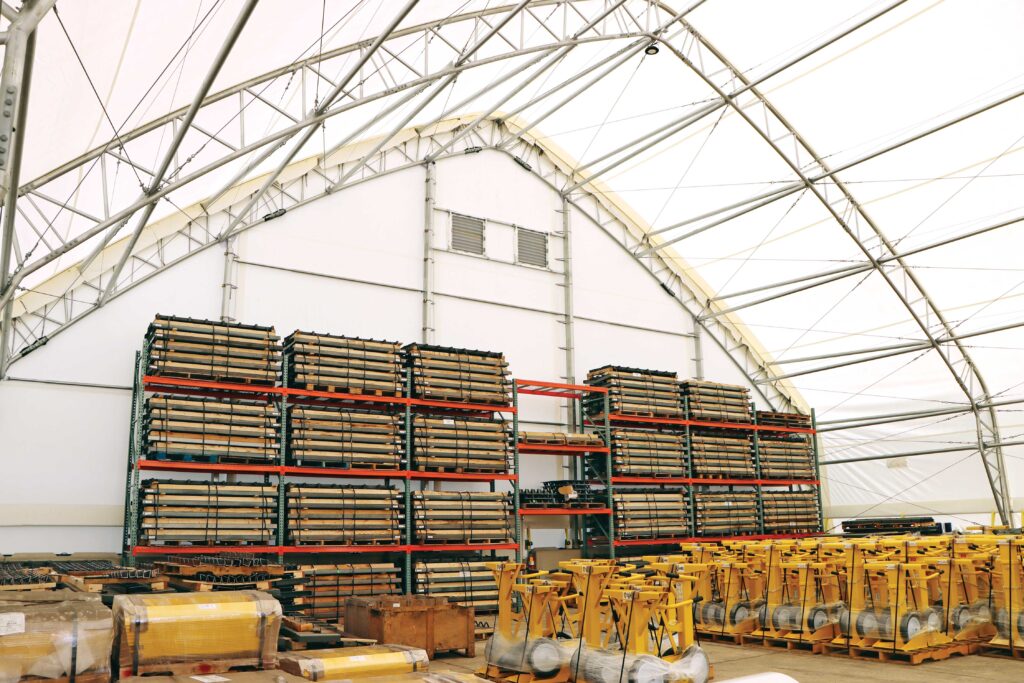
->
(0, 151), (776, 552)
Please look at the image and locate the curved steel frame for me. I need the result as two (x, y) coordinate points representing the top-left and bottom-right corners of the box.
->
(0, 1), (1012, 520)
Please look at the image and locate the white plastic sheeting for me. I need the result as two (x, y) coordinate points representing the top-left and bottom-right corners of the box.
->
(3, 0), (1024, 539)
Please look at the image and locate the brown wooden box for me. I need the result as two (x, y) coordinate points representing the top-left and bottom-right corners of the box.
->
(344, 595), (475, 658)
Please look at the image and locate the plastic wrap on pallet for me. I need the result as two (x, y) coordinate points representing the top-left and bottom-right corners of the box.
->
(284, 331), (402, 394)
(121, 673), (308, 683)
(287, 484), (404, 545)
(279, 644), (428, 680)
(584, 366), (682, 418)
(757, 434), (814, 480)
(111, 590), (281, 676)
(601, 429), (687, 477)
(403, 344), (511, 405)
(760, 490), (821, 534)
(145, 395), (280, 464)
(412, 491), (514, 545)
(680, 380), (751, 424)
(288, 407), (403, 469)
(146, 315), (280, 385)
(565, 642), (710, 683)
(611, 489), (691, 540)
(690, 430), (753, 479)
(322, 674), (490, 683)
(693, 490), (758, 536)
(0, 593), (113, 682)
(139, 479), (278, 546)
(410, 415), (510, 473)
(485, 632), (567, 677)
(413, 559), (498, 623)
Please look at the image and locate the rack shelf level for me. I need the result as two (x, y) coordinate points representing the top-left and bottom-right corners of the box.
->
(514, 379), (607, 398)
(518, 444), (610, 455)
(408, 471), (517, 482)
(519, 508), (612, 516)
(610, 476), (821, 486)
(137, 460), (279, 475)
(611, 532), (821, 547)
(408, 543), (519, 552)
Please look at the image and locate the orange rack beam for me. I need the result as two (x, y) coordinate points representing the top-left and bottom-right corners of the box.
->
(519, 508), (612, 516)
(518, 443), (610, 456)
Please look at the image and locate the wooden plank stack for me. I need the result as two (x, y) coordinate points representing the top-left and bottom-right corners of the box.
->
(138, 479), (278, 546)
(146, 314), (280, 384)
(291, 563), (402, 626)
(404, 344), (511, 405)
(611, 489), (691, 540)
(693, 490), (759, 536)
(761, 490), (821, 534)
(412, 491), (514, 545)
(584, 366), (682, 417)
(144, 396), (279, 463)
(284, 331), (403, 394)
(756, 410), (812, 430)
(286, 484), (404, 546)
(680, 379), (752, 423)
(288, 406), (403, 469)
(758, 434), (816, 480)
(605, 428), (688, 477)
(410, 416), (509, 473)
(518, 431), (604, 448)
(413, 559), (499, 636)
(690, 430), (754, 478)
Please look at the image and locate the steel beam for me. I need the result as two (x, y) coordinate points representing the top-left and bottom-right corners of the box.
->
(94, 0), (259, 303)
(422, 161), (435, 343)
(821, 439), (1024, 467)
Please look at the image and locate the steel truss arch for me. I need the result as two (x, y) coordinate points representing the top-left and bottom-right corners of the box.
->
(1, 0), (1011, 519)
(633, 21), (1012, 523)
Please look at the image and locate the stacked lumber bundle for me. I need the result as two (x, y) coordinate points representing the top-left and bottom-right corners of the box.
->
(584, 366), (682, 417)
(286, 484), (403, 546)
(518, 431), (605, 448)
(413, 559), (499, 631)
(611, 489), (691, 540)
(606, 428), (688, 477)
(146, 314), (280, 384)
(288, 406), (403, 469)
(761, 490), (821, 534)
(404, 344), (511, 405)
(291, 563), (401, 625)
(152, 555), (283, 592)
(680, 379), (752, 423)
(690, 430), (754, 478)
(841, 517), (940, 536)
(144, 396), (279, 463)
(411, 415), (510, 472)
(758, 434), (816, 480)
(284, 331), (403, 394)
(412, 491), (514, 545)
(756, 410), (812, 430)
(138, 479), (278, 546)
(693, 490), (759, 536)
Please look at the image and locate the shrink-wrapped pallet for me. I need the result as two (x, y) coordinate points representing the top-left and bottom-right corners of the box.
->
(111, 590), (281, 677)
(122, 673), (306, 683)
(0, 592), (112, 683)
(279, 644), (428, 680)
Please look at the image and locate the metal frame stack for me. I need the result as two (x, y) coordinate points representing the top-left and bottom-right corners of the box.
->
(680, 379), (752, 423)
(412, 490), (514, 545)
(288, 407), (403, 469)
(286, 484), (404, 546)
(761, 490), (822, 534)
(138, 479), (278, 546)
(144, 395), (279, 463)
(584, 365), (682, 417)
(285, 331), (402, 394)
(410, 415), (510, 473)
(291, 563), (402, 625)
(693, 490), (760, 537)
(611, 489), (691, 540)
(146, 315), (280, 384)
(690, 430), (755, 478)
(413, 558), (499, 636)
(404, 343), (511, 405)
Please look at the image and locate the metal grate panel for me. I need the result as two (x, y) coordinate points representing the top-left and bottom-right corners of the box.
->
(451, 214), (485, 254)
(517, 228), (548, 267)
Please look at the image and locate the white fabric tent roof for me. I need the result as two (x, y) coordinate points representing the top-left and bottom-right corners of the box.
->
(4, 0), (1024, 525)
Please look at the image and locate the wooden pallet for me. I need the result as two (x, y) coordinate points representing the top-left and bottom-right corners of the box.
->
(977, 643), (1024, 659)
(822, 641), (974, 664)
(119, 656), (270, 679)
(62, 573), (168, 593)
(742, 633), (826, 654)
(696, 629), (747, 645)
(168, 577), (271, 592)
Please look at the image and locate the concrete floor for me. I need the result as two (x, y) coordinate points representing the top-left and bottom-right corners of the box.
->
(427, 642), (1024, 682)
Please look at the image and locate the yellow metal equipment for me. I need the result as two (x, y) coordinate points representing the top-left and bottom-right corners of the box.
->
(279, 644), (429, 680)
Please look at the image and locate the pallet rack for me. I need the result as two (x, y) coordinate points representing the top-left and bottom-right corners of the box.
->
(513, 379), (611, 558)
(123, 347), (520, 593)
(583, 392), (823, 554)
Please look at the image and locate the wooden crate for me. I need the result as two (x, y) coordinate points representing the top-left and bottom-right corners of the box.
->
(344, 595), (476, 658)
